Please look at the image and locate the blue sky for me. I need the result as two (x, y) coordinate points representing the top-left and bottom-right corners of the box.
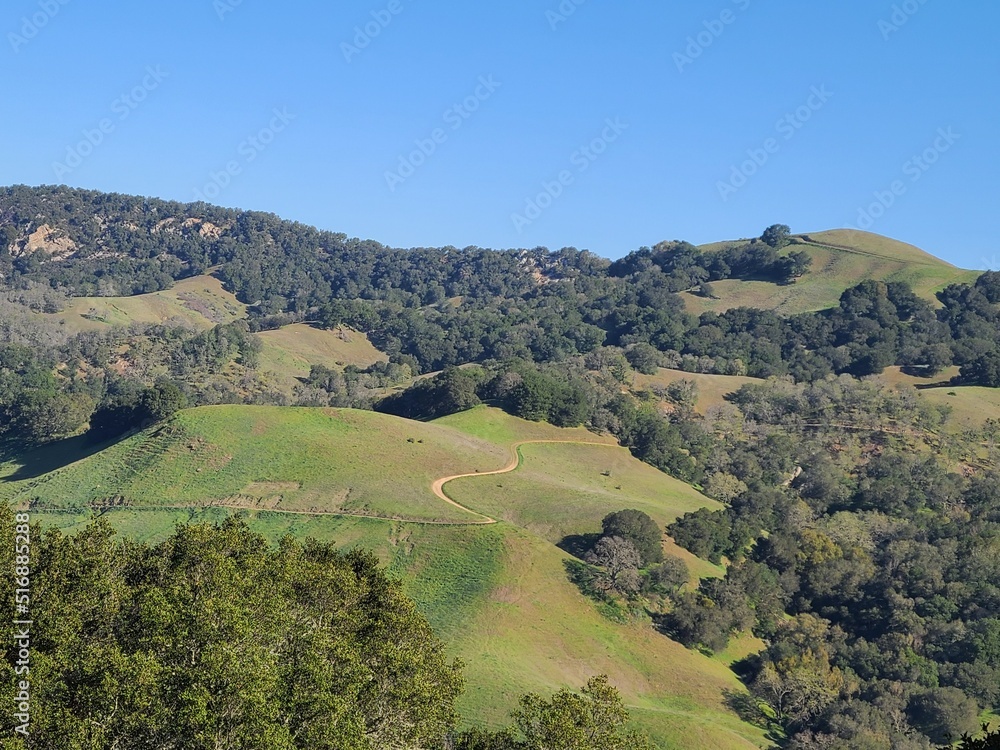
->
(3, 0), (997, 267)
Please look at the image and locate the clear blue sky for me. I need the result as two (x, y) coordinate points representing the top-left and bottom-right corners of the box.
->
(3, 0), (998, 267)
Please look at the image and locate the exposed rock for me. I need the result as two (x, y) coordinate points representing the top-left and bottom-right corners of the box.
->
(10, 223), (77, 260)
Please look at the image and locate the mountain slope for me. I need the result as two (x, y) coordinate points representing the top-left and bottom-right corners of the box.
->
(0, 405), (768, 749)
(688, 229), (979, 315)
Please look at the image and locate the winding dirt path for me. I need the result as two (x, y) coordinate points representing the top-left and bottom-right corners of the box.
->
(430, 439), (615, 525)
(25, 439), (618, 526)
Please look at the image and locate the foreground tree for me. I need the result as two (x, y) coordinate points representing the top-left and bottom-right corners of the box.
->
(0, 509), (462, 749)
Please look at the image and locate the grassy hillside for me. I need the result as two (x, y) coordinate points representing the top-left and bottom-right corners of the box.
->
(441, 441), (722, 581)
(877, 365), (962, 389)
(255, 323), (387, 390)
(2, 405), (769, 749)
(46, 274), (246, 331)
(37, 274), (386, 394)
(1, 406), (508, 524)
(919, 386), (1000, 432)
(688, 229), (979, 316)
(633, 368), (760, 414)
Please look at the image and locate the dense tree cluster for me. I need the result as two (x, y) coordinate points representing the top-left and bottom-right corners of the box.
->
(6, 187), (1000, 389)
(562, 509), (687, 615)
(653, 379), (1000, 747)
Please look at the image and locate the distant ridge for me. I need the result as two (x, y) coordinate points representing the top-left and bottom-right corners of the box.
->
(689, 227), (978, 316)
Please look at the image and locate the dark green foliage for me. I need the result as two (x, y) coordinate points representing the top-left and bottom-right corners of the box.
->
(601, 509), (664, 566)
(0, 510), (463, 749)
(660, 591), (737, 652)
(908, 687), (980, 745)
(454, 727), (521, 749)
(961, 350), (1000, 386)
(642, 556), (689, 597)
(782, 249), (813, 279)
(624, 343), (660, 375)
(976, 271), (1000, 304)
(88, 380), (187, 442)
(945, 725), (1000, 749)
(467, 365), (593, 428)
(6, 185), (1000, 386)
(454, 676), (654, 750)
(615, 407), (701, 482)
(761, 224), (792, 249)
(376, 366), (483, 420)
(0, 344), (93, 445)
(669, 508), (732, 564)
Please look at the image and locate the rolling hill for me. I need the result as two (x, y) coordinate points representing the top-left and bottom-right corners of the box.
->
(44, 274), (246, 331)
(688, 229), (979, 316)
(0, 405), (769, 749)
(32, 273), (386, 395)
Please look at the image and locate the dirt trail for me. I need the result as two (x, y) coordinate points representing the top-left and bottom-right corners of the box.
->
(793, 236), (947, 268)
(430, 439), (615, 524)
(25, 439), (618, 527)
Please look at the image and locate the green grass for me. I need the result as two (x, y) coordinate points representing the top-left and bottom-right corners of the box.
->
(689, 229), (979, 316)
(444, 528), (763, 748)
(633, 368), (760, 414)
(918, 386), (1000, 432)
(443, 441), (724, 580)
(1, 406), (509, 523)
(3, 405), (769, 748)
(47, 275), (246, 331)
(38, 275), (387, 397)
(434, 406), (618, 446)
(255, 323), (387, 390)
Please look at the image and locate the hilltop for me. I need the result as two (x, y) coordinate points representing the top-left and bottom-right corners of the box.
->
(687, 229), (979, 315)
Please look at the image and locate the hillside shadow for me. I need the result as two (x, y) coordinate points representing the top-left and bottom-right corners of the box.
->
(722, 689), (768, 728)
(557, 532), (601, 560)
(1, 434), (108, 483)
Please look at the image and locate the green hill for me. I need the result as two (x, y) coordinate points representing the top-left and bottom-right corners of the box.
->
(0, 405), (769, 749)
(688, 229), (979, 315)
(45, 274), (246, 331)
